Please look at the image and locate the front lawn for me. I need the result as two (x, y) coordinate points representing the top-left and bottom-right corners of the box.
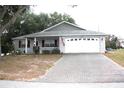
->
(105, 49), (124, 67)
(0, 54), (62, 81)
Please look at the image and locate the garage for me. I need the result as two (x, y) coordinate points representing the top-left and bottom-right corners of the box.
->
(64, 37), (100, 53)
(13, 21), (106, 54)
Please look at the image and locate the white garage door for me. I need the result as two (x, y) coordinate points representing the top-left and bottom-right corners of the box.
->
(64, 37), (100, 53)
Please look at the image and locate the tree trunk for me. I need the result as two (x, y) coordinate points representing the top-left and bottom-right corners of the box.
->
(0, 33), (1, 60)
(0, 6), (27, 60)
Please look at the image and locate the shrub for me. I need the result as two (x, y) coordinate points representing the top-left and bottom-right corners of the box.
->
(42, 50), (50, 54)
(13, 50), (23, 55)
(51, 48), (60, 54)
(33, 46), (40, 54)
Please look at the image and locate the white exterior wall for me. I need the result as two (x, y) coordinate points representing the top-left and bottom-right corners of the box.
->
(13, 36), (106, 54)
(61, 36), (106, 53)
(59, 37), (65, 53)
(99, 37), (106, 53)
(120, 43), (124, 48)
(119, 39), (124, 48)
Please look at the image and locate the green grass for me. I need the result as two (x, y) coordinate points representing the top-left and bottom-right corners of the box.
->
(105, 49), (124, 67)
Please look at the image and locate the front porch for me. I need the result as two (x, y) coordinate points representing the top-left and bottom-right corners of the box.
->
(24, 37), (60, 54)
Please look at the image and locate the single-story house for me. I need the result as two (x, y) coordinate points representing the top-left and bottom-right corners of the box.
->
(118, 38), (124, 48)
(12, 21), (107, 54)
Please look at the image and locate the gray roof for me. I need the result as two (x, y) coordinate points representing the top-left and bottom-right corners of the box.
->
(13, 21), (107, 40)
(13, 30), (107, 40)
(29, 30), (107, 36)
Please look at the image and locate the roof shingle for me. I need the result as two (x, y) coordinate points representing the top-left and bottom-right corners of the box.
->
(13, 21), (107, 40)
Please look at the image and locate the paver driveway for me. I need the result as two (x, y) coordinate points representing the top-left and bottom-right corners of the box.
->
(35, 54), (124, 83)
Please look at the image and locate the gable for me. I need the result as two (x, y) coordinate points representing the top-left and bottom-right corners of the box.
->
(12, 21), (107, 40)
(44, 22), (85, 32)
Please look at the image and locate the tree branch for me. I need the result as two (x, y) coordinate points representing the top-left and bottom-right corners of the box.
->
(0, 6), (27, 33)
(0, 6), (8, 21)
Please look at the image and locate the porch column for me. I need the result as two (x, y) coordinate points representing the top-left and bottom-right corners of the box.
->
(34, 37), (36, 46)
(25, 38), (28, 53)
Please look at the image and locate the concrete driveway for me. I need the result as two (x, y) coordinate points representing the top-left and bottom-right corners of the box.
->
(35, 54), (124, 83)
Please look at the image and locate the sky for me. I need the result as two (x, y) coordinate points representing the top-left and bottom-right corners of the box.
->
(31, 0), (124, 39)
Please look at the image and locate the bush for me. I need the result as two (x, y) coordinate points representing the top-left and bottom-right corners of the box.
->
(13, 50), (23, 55)
(33, 46), (40, 54)
(42, 50), (50, 54)
(1, 35), (14, 55)
(51, 48), (60, 54)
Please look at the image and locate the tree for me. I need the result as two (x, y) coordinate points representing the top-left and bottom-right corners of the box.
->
(105, 36), (111, 49)
(1, 33), (14, 55)
(1, 11), (75, 55)
(110, 37), (120, 49)
(105, 35), (120, 49)
(10, 12), (75, 36)
(0, 5), (29, 59)
(49, 12), (75, 26)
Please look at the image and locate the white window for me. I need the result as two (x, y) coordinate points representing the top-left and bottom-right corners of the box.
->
(71, 39), (73, 41)
(43, 40), (58, 47)
(91, 38), (94, 40)
(75, 39), (77, 41)
(87, 38), (90, 40)
(19, 40), (25, 48)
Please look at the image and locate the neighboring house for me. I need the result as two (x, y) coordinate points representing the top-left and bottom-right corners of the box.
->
(118, 39), (124, 48)
(12, 21), (107, 54)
